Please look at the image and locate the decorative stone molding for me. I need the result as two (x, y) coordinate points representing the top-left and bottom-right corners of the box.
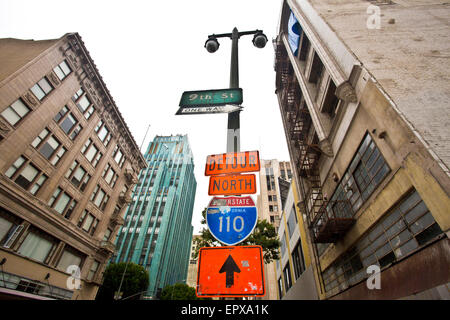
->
(0, 118), (11, 135)
(335, 81), (357, 103)
(118, 191), (132, 205)
(46, 71), (60, 88)
(65, 49), (79, 70)
(98, 240), (115, 254)
(124, 168), (138, 185)
(66, 33), (146, 171)
(21, 91), (39, 108)
(319, 138), (334, 157)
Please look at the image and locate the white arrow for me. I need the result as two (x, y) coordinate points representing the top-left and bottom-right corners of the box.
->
(177, 105), (243, 115)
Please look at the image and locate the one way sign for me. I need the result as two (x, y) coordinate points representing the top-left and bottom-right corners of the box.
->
(196, 246), (265, 298)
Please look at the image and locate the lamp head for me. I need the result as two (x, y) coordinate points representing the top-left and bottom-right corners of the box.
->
(205, 37), (220, 53)
(252, 31), (268, 48)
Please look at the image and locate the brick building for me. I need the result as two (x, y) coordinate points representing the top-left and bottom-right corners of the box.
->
(0, 33), (146, 299)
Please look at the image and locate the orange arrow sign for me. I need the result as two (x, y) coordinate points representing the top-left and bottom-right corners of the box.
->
(196, 246), (265, 298)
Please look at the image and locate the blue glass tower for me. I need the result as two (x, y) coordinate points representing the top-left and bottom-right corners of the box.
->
(113, 135), (196, 298)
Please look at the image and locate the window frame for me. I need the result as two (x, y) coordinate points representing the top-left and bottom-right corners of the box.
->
(1, 98), (32, 127)
(5, 156), (48, 195)
(48, 187), (78, 219)
(54, 105), (82, 140)
(65, 160), (91, 192)
(30, 77), (53, 101)
(53, 60), (72, 81)
(31, 128), (67, 166)
(321, 189), (443, 295)
(73, 88), (95, 120)
(16, 227), (58, 265)
(82, 138), (103, 168)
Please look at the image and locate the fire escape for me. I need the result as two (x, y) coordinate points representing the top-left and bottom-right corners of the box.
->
(275, 40), (354, 243)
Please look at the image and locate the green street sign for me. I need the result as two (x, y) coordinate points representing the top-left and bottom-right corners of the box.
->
(179, 88), (243, 107)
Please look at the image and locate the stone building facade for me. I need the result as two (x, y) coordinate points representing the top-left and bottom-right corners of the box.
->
(0, 33), (146, 299)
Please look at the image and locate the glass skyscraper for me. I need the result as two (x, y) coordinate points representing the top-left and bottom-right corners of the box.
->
(113, 134), (197, 298)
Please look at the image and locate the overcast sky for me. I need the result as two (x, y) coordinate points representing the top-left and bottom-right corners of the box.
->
(0, 0), (290, 233)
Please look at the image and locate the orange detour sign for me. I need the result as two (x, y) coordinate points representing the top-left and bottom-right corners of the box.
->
(196, 245), (265, 298)
(205, 151), (260, 176)
(208, 174), (256, 195)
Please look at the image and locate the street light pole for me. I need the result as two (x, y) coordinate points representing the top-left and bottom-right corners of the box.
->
(205, 27), (267, 154)
(227, 27), (240, 153)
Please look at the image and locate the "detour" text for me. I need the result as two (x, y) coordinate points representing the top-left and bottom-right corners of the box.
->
(205, 151), (260, 176)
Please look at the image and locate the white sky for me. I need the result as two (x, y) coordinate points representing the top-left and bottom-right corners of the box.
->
(0, 0), (290, 234)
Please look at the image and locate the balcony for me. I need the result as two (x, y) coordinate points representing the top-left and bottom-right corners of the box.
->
(118, 191), (132, 206)
(110, 207), (125, 226)
(99, 240), (115, 253)
(309, 200), (355, 243)
(124, 168), (138, 185)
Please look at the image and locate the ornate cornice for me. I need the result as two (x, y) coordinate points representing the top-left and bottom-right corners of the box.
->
(64, 33), (146, 172)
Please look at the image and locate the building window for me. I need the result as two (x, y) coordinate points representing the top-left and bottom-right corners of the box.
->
(72, 88), (84, 101)
(322, 189), (444, 295)
(87, 260), (100, 281)
(65, 160), (91, 191)
(287, 206), (298, 238)
(81, 138), (103, 167)
(48, 187), (77, 219)
(102, 163), (117, 187)
(0, 210), (23, 249)
(328, 133), (390, 217)
(5, 156), (48, 195)
(54, 106), (82, 140)
(298, 30), (310, 62)
(113, 145), (125, 168)
(31, 128), (66, 166)
(278, 277), (284, 298)
(322, 80), (340, 118)
(292, 240), (306, 280)
(77, 210), (99, 235)
(1, 99), (31, 126)
(90, 185), (109, 211)
(103, 228), (112, 241)
(283, 263), (292, 292)
(53, 60), (72, 81)
(30, 77), (53, 101)
(56, 247), (84, 272)
(309, 51), (324, 84)
(73, 89), (95, 120)
(280, 234), (287, 256)
(95, 120), (112, 146)
(17, 228), (57, 264)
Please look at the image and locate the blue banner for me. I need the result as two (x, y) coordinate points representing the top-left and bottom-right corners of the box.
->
(288, 11), (302, 56)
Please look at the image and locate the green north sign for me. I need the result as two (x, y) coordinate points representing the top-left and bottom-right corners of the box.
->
(179, 88), (243, 107)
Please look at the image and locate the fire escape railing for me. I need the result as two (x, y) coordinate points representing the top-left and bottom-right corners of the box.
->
(276, 40), (354, 243)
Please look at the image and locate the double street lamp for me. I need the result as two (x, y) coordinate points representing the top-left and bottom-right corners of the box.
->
(204, 28), (268, 153)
